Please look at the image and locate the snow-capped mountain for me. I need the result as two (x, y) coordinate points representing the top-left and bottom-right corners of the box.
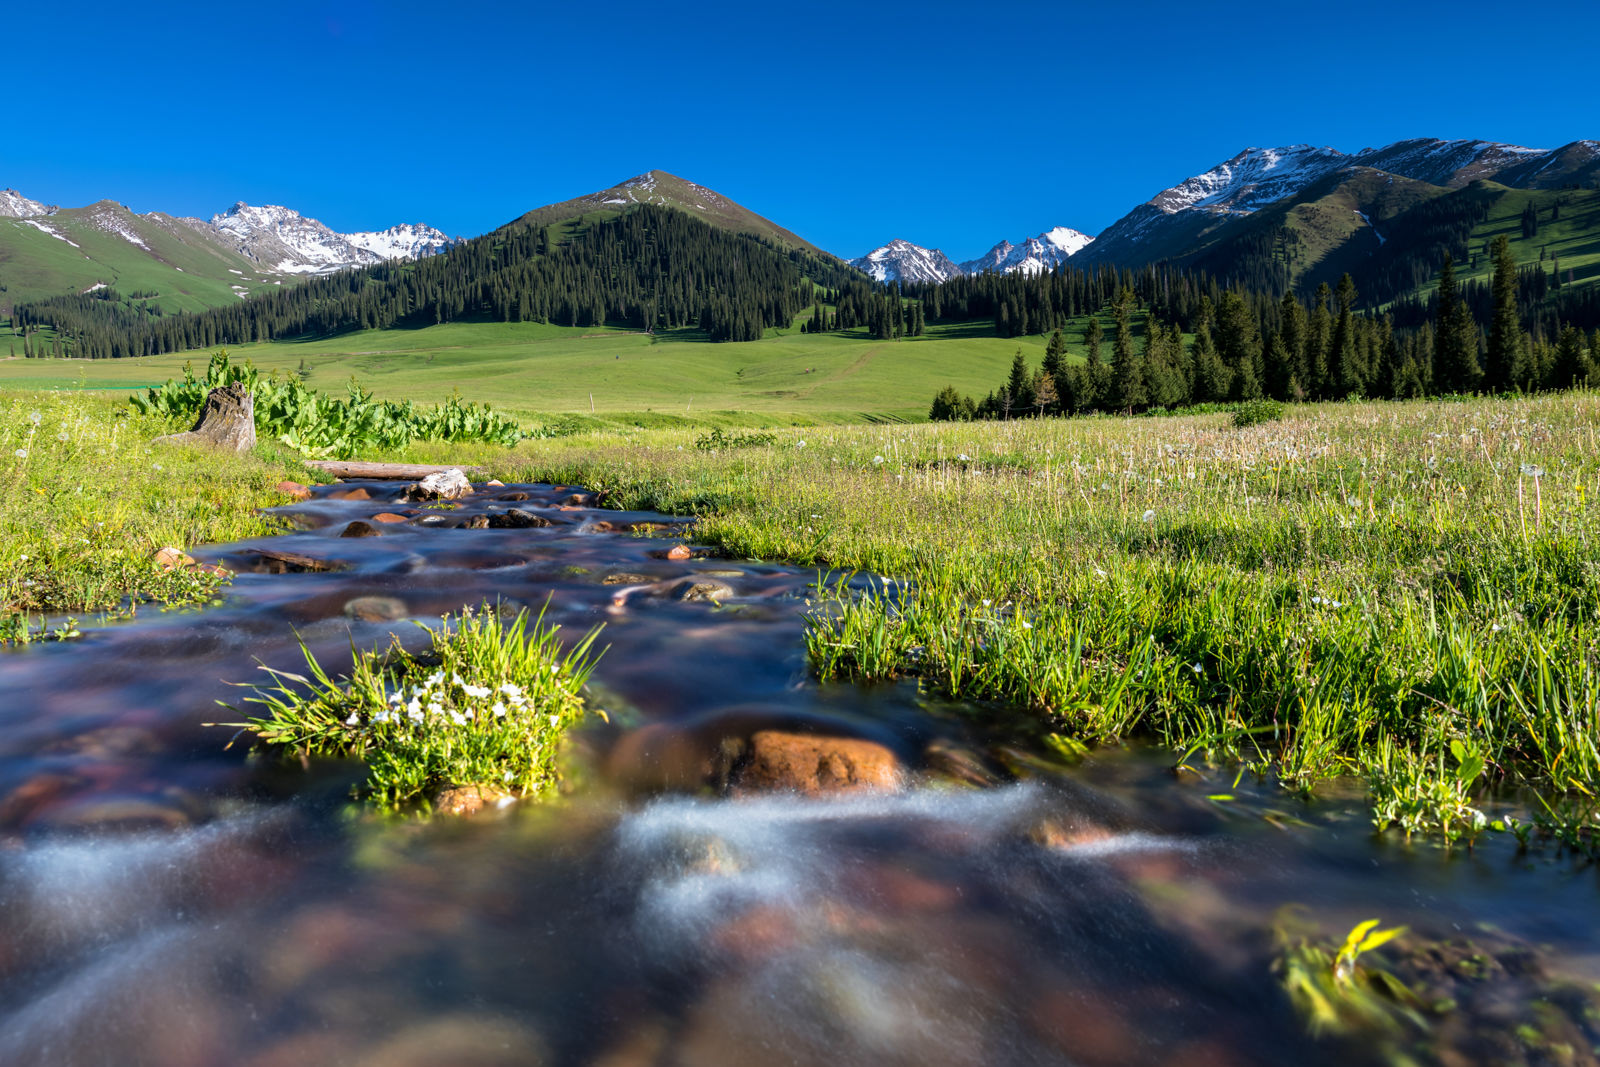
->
(1077, 137), (1599, 268)
(959, 226), (1094, 275)
(850, 239), (963, 283)
(0, 189), (55, 218)
(208, 203), (457, 274)
(1149, 145), (1348, 217)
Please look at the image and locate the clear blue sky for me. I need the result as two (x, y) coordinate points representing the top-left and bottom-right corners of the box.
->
(9, 0), (1597, 262)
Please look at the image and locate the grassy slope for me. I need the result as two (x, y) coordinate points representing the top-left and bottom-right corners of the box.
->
(0, 204), (284, 321)
(0, 316), (1122, 423)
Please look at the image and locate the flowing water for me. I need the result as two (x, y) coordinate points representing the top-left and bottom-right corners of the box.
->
(1, 481), (1597, 1066)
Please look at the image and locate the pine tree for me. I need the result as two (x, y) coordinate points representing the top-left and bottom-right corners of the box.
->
(1111, 288), (1145, 411)
(1215, 290), (1262, 400)
(1432, 254), (1481, 392)
(1042, 329), (1067, 377)
(1332, 274), (1363, 397)
(1005, 350), (1035, 415)
(1485, 235), (1523, 391)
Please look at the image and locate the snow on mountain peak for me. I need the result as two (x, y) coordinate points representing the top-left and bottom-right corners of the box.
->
(850, 239), (962, 284)
(1150, 144), (1347, 216)
(208, 202), (455, 274)
(0, 188), (56, 218)
(958, 227), (1093, 276)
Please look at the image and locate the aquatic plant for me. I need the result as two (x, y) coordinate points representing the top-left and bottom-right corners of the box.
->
(231, 605), (604, 812)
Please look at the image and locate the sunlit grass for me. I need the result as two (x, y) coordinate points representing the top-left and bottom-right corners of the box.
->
(233, 605), (604, 812)
(0, 388), (313, 641)
(421, 393), (1600, 838)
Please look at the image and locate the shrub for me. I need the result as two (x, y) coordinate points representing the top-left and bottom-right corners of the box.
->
(1232, 398), (1285, 428)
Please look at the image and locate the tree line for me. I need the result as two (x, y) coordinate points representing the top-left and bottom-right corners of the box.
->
(10, 204), (860, 358)
(934, 235), (1600, 420)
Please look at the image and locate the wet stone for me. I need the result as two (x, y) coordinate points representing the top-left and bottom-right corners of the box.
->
(28, 793), (197, 832)
(487, 509), (551, 529)
(730, 730), (903, 796)
(340, 521), (380, 538)
(602, 573), (654, 586)
(244, 547), (339, 574)
(495, 491), (531, 502)
(275, 480), (312, 501)
(401, 468), (473, 502)
(371, 513), (411, 524)
(662, 545), (693, 561)
(674, 578), (734, 603)
(433, 784), (514, 816)
(343, 596), (409, 622)
(326, 486), (372, 502)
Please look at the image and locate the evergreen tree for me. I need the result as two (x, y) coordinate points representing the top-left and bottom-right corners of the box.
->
(1332, 274), (1363, 396)
(1111, 288), (1146, 411)
(1215, 290), (1262, 400)
(1005, 350), (1035, 416)
(1432, 254), (1481, 391)
(1485, 235), (1525, 390)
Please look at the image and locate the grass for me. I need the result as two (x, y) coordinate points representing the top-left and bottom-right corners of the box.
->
(0, 312), (1173, 424)
(390, 393), (1600, 841)
(0, 387), (315, 641)
(231, 605), (603, 812)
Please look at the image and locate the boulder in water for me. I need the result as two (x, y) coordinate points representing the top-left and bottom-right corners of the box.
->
(402, 468), (473, 502)
(730, 731), (902, 796)
(433, 784), (513, 816)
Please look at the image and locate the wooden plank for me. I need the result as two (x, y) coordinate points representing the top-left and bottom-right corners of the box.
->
(304, 460), (486, 480)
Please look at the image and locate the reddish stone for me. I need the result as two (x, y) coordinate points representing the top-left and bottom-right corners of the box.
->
(326, 486), (372, 501)
(666, 544), (692, 560)
(275, 480), (312, 501)
(152, 546), (194, 570)
(339, 520), (380, 538)
(731, 730), (901, 796)
(371, 513), (410, 524)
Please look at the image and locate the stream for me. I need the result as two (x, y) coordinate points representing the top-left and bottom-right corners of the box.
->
(1, 479), (1598, 1066)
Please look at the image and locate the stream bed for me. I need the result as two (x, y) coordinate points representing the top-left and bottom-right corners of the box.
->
(1, 479), (1597, 1066)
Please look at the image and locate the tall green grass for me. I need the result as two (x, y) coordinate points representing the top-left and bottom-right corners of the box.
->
(449, 394), (1600, 841)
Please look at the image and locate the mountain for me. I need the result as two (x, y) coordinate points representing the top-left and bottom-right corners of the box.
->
(511, 170), (827, 256)
(0, 189), (55, 218)
(1077, 138), (1600, 270)
(958, 227), (1094, 276)
(207, 203), (457, 274)
(850, 239), (962, 283)
(0, 191), (458, 319)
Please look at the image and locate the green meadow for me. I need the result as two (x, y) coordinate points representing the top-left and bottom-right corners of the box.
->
(0, 318), (1114, 423)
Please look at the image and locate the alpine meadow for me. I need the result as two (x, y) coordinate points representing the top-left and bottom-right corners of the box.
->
(6, 3), (1600, 1058)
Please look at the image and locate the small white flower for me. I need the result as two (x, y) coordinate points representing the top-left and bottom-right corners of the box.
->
(56, 431), (69, 442)
(1191, 663), (1203, 675)
(462, 684), (491, 699)
(1141, 509), (1156, 523)
(13, 449), (26, 459)
(1020, 620), (1032, 630)
(1491, 623), (1503, 632)
(449, 710), (468, 725)
(872, 455), (885, 465)
(1520, 464), (1544, 478)
(957, 453), (971, 462)
(344, 712), (360, 726)
(796, 440), (806, 448)
(491, 701), (507, 718)
(1311, 596), (1323, 605)
(28, 411), (41, 425)
(18, 555), (27, 562)
(548, 715), (561, 728)
(498, 682), (522, 697)
(152, 463), (163, 472)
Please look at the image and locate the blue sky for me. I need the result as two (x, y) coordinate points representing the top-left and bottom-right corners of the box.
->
(9, 0), (1598, 261)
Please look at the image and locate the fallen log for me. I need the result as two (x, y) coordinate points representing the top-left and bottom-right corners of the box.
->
(304, 460), (486, 480)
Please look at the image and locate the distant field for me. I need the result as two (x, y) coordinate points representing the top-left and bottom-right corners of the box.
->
(0, 315), (1132, 424)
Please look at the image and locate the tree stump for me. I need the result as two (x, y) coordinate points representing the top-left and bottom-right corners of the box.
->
(153, 384), (256, 453)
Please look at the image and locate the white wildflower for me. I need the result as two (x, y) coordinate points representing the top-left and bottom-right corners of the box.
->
(13, 449), (26, 459)
(957, 453), (971, 462)
(28, 411), (41, 425)
(872, 455), (885, 465)
(491, 701), (507, 718)
(1141, 509), (1156, 523)
(462, 684), (491, 699)
(344, 712), (360, 726)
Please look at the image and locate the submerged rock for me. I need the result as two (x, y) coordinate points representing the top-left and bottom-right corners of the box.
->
(433, 785), (514, 816)
(339, 521), (380, 538)
(325, 486), (373, 502)
(371, 512), (411, 524)
(343, 596), (408, 622)
(730, 731), (902, 796)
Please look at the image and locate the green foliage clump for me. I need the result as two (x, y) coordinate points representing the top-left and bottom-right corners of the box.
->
(235, 606), (603, 812)
(694, 426), (776, 451)
(1231, 398), (1284, 428)
(131, 350), (524, 457)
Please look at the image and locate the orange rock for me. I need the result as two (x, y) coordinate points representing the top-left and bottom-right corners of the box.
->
(326, 486), (371, 501)
(191, 563), (233, 579)
(371, 512), (410, 524)
(433, 784), (513, 816)
(275, 480), (312, 501)
(731, 730), (901, 796)
(152, 546), (194, 570)
(666, 544), (692, 560)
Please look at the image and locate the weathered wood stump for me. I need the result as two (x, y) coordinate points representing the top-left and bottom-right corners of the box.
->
(153, 384), (256, 453)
